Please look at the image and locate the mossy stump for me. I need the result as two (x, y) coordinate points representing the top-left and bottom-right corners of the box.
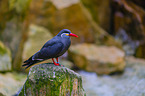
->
(18, 63), (86, 96)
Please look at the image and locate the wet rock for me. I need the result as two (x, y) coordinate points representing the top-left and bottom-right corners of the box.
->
(69, 43), (125, 75)
(79, 56), (145, 96)
(0, 72), (27, 96)
(18, 63), (85, 96)
(0, 41), (12, 72)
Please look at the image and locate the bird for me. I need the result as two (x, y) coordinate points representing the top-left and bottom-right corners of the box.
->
(22, 29), (78, 69)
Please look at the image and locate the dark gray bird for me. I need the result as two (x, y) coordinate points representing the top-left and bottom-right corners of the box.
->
(23, 29), (78, 69)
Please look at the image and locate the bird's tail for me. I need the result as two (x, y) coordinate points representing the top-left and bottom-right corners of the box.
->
(23, 56), (40, 69)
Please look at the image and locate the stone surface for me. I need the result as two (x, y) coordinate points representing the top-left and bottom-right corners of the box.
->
(0, 41), (12, 72)
(79, 56), (145, 96)
(69, 43), (125, 74)
(18, 63), (86, 96)
(0, 72), (27, 96)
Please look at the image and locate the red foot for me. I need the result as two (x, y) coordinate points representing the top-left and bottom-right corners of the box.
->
(52, 58), (60, 66)
(54, 62), (60, 66)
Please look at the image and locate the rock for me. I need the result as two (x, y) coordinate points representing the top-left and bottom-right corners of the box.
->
(81, 0), (111, 31)
(23, 24), (53, 60)
(112, 0), (145, 53)
(0, 0), (9, 34)
(29, 0), (121, 48)
(0, 41), (12, 72)
(0, 0), (32, 71)
(18, 63), (86, 96)
(69, 43), (125, 75)
(51, 0), (79, 9)
(79, 56), (145, 96)
(132, 0), (145, 9)
(30, 0), (95, 44)
(59, 59), (74, 69)
(0, 92), (4, 96)
(135, 43), (145, 59)
(0, 72), (27, 96)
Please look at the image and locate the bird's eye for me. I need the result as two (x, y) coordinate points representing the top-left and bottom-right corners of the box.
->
(66, 34), (69, 36)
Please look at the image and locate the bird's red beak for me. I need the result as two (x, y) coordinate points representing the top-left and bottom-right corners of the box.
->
(69, 33), (78, 37)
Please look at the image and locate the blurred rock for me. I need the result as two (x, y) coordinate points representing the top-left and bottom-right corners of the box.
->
(0, 41), (12, 72)
(0, 0), (10, 34)
(51, 0), (79, 9)
(112, 0), (145, 58)
(18, 63), (86, 96)
(23, 24), (53, 60)
(131, 0), (145, 10)
(0, 72), (27, 96)
(135, 43), (145, 59)
(79, 56), (145, 96)
(29, 0), (121, 48)
(30, 0), (95, 44)
(59, 59), (74, 69)
(0, 0), (32, 71)
(23, 24), (53, 71)
(69, 43), (125, 75)
(0, 92), (4, 96)
(81, 0), (111, 31)
(112, 0), (145, 39)
(115, 29), (140, 56)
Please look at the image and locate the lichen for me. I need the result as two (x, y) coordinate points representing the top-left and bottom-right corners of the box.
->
(18, 63), (86, 96)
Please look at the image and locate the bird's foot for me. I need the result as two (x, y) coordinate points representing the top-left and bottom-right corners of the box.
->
(54, 63), (60, 66)
(53, 63), (64, 67)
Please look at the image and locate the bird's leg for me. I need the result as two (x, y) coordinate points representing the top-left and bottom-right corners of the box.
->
(56, 58), (64, 67)
(56, 58), (59, 64)
(52, 58), (59, 66)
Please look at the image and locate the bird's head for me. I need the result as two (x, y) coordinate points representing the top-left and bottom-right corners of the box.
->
(57, 29), (78, 38)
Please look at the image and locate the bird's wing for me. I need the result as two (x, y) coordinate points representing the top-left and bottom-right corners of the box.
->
(32, 42), (64, 60)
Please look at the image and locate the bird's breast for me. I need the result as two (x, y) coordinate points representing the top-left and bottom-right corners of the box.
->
(57, 38), (71, 57)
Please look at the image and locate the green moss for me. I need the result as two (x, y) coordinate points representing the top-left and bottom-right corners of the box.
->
(0, 41), (7, 55)
(18, 63), (85, 96)
(0, 46), (7, 55)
